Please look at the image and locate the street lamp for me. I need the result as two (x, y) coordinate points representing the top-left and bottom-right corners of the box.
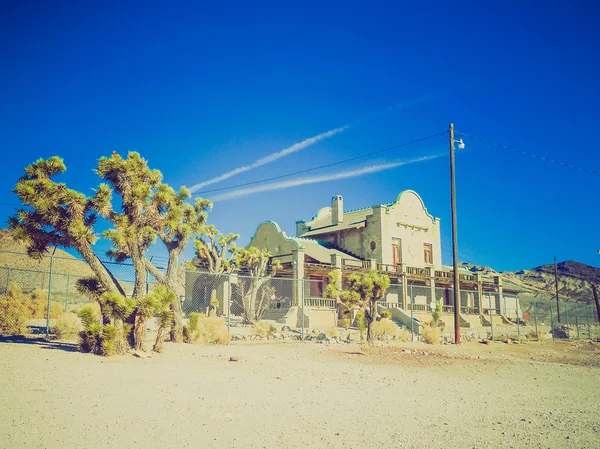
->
(449, 124), (465, 344)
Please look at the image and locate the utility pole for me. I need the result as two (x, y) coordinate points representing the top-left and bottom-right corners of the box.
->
(449, 123), (461, 344)
(593, 285), (600, 322)
(554, 256), (561, 323)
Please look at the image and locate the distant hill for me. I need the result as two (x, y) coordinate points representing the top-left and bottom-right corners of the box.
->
(0, 229), (94, 278)
(460, 260), (599, 304)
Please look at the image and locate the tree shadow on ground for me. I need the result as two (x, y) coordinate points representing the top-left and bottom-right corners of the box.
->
(0, 335), (79, 353)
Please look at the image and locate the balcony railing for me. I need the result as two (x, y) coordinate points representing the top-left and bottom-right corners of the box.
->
(377, 263), (400, 273)
(304, 298), (337, 308)
(406, 267), (431, 277)
(337, 260), (483, 284)
(342, 259), (371, 270)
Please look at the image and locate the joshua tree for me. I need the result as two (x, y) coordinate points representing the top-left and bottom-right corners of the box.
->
(11, 153), (209, 352)
(9, 157), (126, 323)
(234, 247), (281, 323)
(333, 270), (390, 343)
(192, 225), (239, 273)
(151, 285), (177, 353)
(141, 185), (212, 342)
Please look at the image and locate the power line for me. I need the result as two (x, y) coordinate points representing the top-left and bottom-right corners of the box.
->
(192, 131), (448, 195)
(456, 131), (600, 176)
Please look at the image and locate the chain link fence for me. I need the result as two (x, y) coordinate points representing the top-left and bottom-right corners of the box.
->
(1, 250), (600, 344)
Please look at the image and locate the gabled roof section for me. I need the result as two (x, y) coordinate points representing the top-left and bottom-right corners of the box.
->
(300, 208), (372, 237)
(290, 237), (359, 263)
(250, 220), (359, 263)
(300, 190), (438, 237)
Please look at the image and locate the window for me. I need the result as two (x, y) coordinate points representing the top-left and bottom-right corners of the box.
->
(424, 243), (433, 264)
(392, 238), (401, 266)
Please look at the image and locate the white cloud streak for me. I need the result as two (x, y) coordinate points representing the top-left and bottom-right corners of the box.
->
(210, 154), (443, 201)
(188, 126), (348, 192)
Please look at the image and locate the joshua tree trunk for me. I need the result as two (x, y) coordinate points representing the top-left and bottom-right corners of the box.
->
(366, 301), (377, 343)
(113, 318), (128, 355)
(153, 326), (167, 353)
(167, 250), (183, 343)
(134, 315), (146, 351)
(77, 242), (126, 297)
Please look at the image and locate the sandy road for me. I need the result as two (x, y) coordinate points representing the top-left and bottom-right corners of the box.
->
(0, 339), (598, 449)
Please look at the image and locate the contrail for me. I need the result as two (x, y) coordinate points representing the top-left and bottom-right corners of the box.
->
(188, 126), (348, 192)
(210, 154), (443, 201)
(189, 94), (436, 193)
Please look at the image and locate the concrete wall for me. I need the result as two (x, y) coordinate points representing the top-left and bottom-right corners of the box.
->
(301, 191), (442, 270)
(381, 191), (442, 270)
(248, 221), (299, 263)
(302, 307), (337, 329)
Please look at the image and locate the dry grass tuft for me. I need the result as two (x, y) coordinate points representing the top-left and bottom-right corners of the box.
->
(197, 316), (228, 344)
(0, 284), (31, 336)
(396, 327), (413, 342)
(51, 313), (81, 340)
(421, 325), (441, 345)
(252, 320), (276, 338)
(372, 318), (399, 339)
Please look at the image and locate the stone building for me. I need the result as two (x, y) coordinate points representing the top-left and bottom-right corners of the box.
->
(246, 190), (522, 331)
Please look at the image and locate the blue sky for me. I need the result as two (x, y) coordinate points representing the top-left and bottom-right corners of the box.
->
(1, 0), (599, 271)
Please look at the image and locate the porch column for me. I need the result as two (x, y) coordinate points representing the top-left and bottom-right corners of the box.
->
(399, 264), (408, 310)
(476, 273), (483, 315)
(293, 248), (305, 307)
(429, 273), (436, 310)
(330, 254), (342, 289)
(494, 275), (503, 315)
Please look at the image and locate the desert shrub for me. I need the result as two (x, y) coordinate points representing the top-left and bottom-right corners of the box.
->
(526, 329), (546, 340)
(397, 327), (412, 342)
(380, 309), (392, 319)
(26, 289), (64, 320)
(355, 310), (366, 341)
(430, 300), (442, 327)
(0, 284), (31, 336)
(183, 312), (203, 343)
(372, 318), (399, 339)
(51, 313), (81, 340)
(421, 324), (441, 345)
(197, 316), (228, 344)
(252, 320), (276, 338)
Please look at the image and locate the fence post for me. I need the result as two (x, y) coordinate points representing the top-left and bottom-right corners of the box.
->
(227, 273), (232, 344)
(516, 294), (520, 340)
(565, 302), (569, 339)
(586, 303), (592, 340)
(64, 274), (70, 313)
(533, 298), (538, 339)
(4, 266), (10, 294)
(575, 302), (580, 340)
(410, 283), (414, 341)
(46, 255), (55, 338)
(550, 299), (555, 341)
(301, 277), (305, 341)
(489, 292), (494, 341)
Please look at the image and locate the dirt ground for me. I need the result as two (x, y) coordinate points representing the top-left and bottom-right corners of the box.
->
(0, 338), (599, 449)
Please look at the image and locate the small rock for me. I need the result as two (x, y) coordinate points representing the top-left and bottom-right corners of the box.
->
(229, 356), (242, 362)
(132, 351), (148, 359)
